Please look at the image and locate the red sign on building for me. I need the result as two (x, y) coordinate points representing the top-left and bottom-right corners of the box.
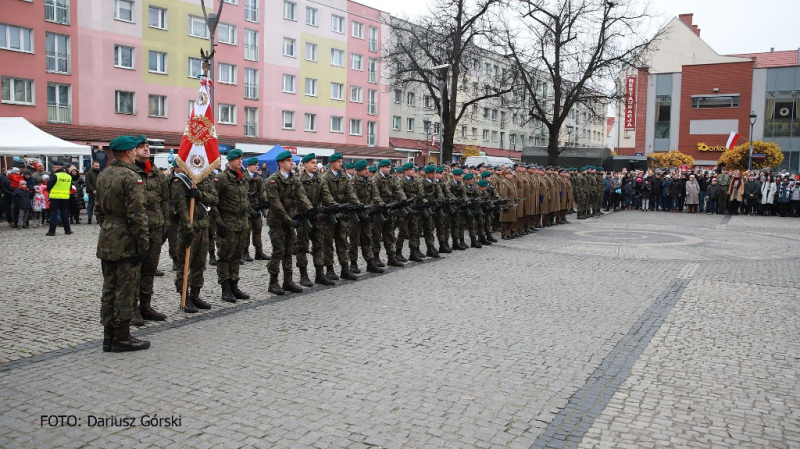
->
(624, 75), (637, 131)
(284, 146), (298, 154)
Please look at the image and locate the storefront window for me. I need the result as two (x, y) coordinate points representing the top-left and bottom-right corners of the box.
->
(764, 94), (797, 138)
(655, 95), (671, 138)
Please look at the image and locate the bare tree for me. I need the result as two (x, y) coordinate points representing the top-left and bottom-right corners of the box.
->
(502, 0), (662, 165)
(384, 0), (514, 162)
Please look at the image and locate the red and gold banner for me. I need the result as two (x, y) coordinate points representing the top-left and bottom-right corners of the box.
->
(177, 77), (220, 183)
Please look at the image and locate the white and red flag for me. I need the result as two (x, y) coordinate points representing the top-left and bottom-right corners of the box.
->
(177, 76), (220, 182)
(431, 134), (436, 148)
(726, 131), (743, 149)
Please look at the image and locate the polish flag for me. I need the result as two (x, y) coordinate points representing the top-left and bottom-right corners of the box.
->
(726, 132), (742, 150)
(431, 134), (436, 148)
(177, 77), (220, 183)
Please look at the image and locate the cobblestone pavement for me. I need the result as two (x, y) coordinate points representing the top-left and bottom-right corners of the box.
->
(0, 211), (798, 448)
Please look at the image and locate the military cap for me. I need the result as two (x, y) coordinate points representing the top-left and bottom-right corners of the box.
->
(378, 159), (391, 167)
(227, 148), (244, 160)
(413, 167), (419, 172)
(52, 160), (65, 167)
(435, 167), (444, 173)
(329, 153), (343, 162)
(354, 160), (368, 171)
(301, 153), (316, 163)
(452, 168), (464, 176)
(481, 171), (492, 178)
(274, 150), (292, 162)
(325, 163), (330, 169)
(345, 162), (355, 170)
(171, 160), (179, 168)
(389, 167), (395, 174)
(109, 135), (146, 151)
(400, 162), (414, 171)
(245, 157), (258, 166)
(423, 165), (435, 173)
(463, 173), (474, 180)
(477, 179), (489, 187)
(368, 165), (377, 173)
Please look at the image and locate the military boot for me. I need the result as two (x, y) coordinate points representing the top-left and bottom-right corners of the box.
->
(314, 266), (335, 285)
(387, 254), (405, 268)
(171, 258), (178, 271)
(487, 233), (498, 243)
(409, 247), (424, 262)
(268, 273), (285, 295)
(140, 295), (167, 321)
(478, 236), (489, 245)
(340, 265), (358, 281)
(221, 280), (237, 303)
(182, 294), (199, 313)
(190, 287), (210, 310)
(481, 236), (493, 246)
(131, 298), (145, 327)
(458, 238), (469, 249)
(439, 239), (452, 253)
(326, 265), (340, 280)
(102, 325), (113, 352)
(349, 261), (362, 274)
(230, 280), (250, 299)
(394, 249), (408, 263)
(111, 325), (150, 352)
(154, 269), (164, 277)
(470, 237), (483, 249)
(208, 249), (217, 266)
(255, 245), (271, 260)
(242, 248), (253, 263)
(373, 257), (385, 268)
(283, 272), (304, 293)
(366, 259), (385, 273)
(426, 246), (441, 258)
(299, 267), (314, 287)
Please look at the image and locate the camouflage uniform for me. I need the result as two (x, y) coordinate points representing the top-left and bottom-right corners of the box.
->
(166, 170), (180, 266)
(447, 178), (469, 246)
(215, 168), (252, 286)
(420, 176), (443, 255)
(465, 182), (481, 243)
(435, 177), (454, 251)
(266, 171), (312, 276)
(139, 164), (170, 301)
(321, 170), (359, 269)
(297, 171), (334, 270)
(347, 174), (382, 267)
(173, 175), (218, 293)
(397, 174), (427, 258)
(373, 170), (406, 261)
(244, 171), (268, 259)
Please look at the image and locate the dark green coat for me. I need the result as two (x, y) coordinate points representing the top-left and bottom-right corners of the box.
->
(216, 167), (252, 232)
(172, 174), (218, 233)
(322, 170), (359, 204)
(266, 171), (312, 226)
(95, 160), (149, 260)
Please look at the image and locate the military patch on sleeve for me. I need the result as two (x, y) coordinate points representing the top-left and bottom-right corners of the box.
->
(270, 180), (276, 183)
(213, 178), (218, 182)
(136, 179), (143, 184)
(173, 178), (179, 183)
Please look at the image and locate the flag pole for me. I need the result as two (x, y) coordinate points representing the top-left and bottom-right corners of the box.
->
(180, 183), (196, 310)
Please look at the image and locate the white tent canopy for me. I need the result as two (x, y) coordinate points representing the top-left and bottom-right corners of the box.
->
(0, 117), (91, 156)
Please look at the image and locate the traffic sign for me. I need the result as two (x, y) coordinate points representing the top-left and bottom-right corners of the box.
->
(752, 153), (766, 158)
(634, 152), (643, 156)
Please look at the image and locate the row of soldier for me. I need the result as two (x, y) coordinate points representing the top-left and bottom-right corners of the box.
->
(95, 135), (607, 352)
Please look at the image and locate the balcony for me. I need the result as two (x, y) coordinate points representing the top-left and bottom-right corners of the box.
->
(45, 0), (70, 25)
(47, 103), (72, 123)
(46, 52), (70, 74)
(244, 83), (258, 100)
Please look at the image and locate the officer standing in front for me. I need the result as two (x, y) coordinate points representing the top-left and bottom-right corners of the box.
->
(215, 149), (253, 303)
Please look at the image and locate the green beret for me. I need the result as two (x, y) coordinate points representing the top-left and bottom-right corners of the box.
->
(378, 159), (391, 167)
(329, 153), (343, 162)
(481, 171), (491, 178)
(463, 173), (474, 180)
(354, 160), (368, 171)
(423, 165), (435, 173)
(109, 135), (146, 151)
(400, 162), (414, 171)
(435, 167), (444, 173)
(477, 179), (489, 187)
(171, 160), (179, 168)
(275, 150), (292, 162)
(301, 153), (316, 163)
(389, 167), (395, 174)
(326, 163), (330, 169)
(452, 169), (464, 176)
(245, 157), (258, 166)
(368, 165), (377, 173)
(227, 149), (243, 160)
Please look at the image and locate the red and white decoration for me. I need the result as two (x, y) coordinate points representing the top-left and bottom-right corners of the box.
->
(624, 75), (637, 131)
(177, 77), (220, 183)
(726, 131), (743, 149)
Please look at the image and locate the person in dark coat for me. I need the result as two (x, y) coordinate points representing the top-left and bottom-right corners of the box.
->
(670, 174), (686, 212)
(12, 179), (33, 228)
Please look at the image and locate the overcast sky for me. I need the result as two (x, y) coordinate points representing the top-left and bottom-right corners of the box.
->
(362, 0), (800, 55)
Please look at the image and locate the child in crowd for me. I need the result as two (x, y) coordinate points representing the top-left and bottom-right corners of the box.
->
(12, 180), (33, 229)
(33, 186), (46, 228)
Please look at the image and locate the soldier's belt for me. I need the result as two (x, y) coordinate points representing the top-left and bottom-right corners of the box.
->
(103, 215), (128, 224)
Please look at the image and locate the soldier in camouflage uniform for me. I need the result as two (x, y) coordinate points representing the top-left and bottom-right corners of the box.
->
(372, 160), (406, 268)
(397, 162), (427, 262)
(297, 153), (336, 287)
(266, 150), (314, 295)
(348, 160), (385, 274)
(172, 161), (218, 313)
(131, 138), (168, 326)
(242, 157), (270, 262)
(95, 135), (150, 353)
(321, 153), (359, 281)
(167, 164), (180, 271)
(479, 171), (500, 243)
(447, 168), (469, 250)
(463, 173), (484, 248)
(419, 165), (443, 258)
(215, 149), (253, 303)
(366, 165), (384, 265)
(434, 167), (453, 253)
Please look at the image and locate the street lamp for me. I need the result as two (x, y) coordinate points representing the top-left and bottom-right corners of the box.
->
(430, 63), (451, 166)
(748, 111), (757, 172)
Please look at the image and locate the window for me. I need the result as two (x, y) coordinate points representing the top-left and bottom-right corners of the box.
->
(188, 16), (209, 39)
(406, 118), (415, 132)
(500, 111), (506, 128)
(218, 103), (236, 124)
(350, 119), (362, 136)
(223, 0), (237, 4)
(218, 63), (236, 84)
(114, 45), (134, 69)
(304, 78), (317, 97)
(655, 95), (671, 138)
(393, 89), (401, 104)
(691, 95), (739, 109)
(406, 92), (415, 106)
(491, 109), (498, 121)
(367, 57), (377, 84)
(331, 14), (344, 33)
(188, 57), (202, 78)
(244, 107), (257, 137)
(392, 116), (401, 131)
(148, 6), (166, 29)
(350, 86), (362, 103)
(45, 0), (70, 25)
(115, 90), (135, 114)
(304, 113), (316, 132)
(330, 116), (343, 133)
(471, 128), (477, 140)
(351, 53), (363, 71)
(305, 7), (317, 26)
(148, 50), (167, 74)
(0, 24), (34, 53)
(282, 74), (295, 93)
(483, 107), (489, 119)
(244, 29), (258, 61)
(148, 94), (166, 118)
(352, 21), (364, 39)
(305, 42), (317, 62)
(114, 0), (133, 22)
(188, 100), (195, 118)
(283, 1), (296, 20)
(46, 33), (70, 74)
(461, 125), (466, 138)
(482, 129), (489, 141)
(491, 130), (498, 142)
(529, 136), (534, 146)
(218, 23), (236, 45)
(245, 0), (258, 22)
(368, 26), (378, 52)
(472, 83), (478, 95)
(367, 121), (376, 146)
(471, 104), (477, 117)
(330, 48), (344, 67)
(283, 38), (296, 57)
(367, 89), (377, 115)
(47, 83), (71, 123)
(1, 77), (34, 105)
(423, 95), (433, 109)
(244, 68), (258, 99)
(330, 82), (344, 100)
(423, 120), (430, 133)
(282, 110), (295, 129)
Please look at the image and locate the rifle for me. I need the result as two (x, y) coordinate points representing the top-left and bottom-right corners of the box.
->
(385, 197), (413, 217)
(290, 206), (319, 230)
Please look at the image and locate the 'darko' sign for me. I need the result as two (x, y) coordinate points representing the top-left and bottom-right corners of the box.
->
(697, 143), (726, 152)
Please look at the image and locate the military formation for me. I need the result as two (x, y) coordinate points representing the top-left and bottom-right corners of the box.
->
(95, 136), (607, 353)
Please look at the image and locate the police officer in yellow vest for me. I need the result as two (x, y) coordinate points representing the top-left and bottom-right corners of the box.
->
(45, 160), (73, 236)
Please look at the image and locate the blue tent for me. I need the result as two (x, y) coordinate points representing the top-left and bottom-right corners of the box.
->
(255, 144), (301, 174)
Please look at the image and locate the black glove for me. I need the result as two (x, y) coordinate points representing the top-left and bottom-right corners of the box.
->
(363, 215), (374, 223)
(250, 210), (261, 219)
(410, 210), (420, 216)
(316, 213), (328, 222)
(130, 251), (147, 264)
(187, 188), (200, 199)
(217, 224), (228, 238)
(289, 219), (300, 228)
(161, 228), (168, 241)
(339, 213), (349, 222)
(183, 232), (194, 248)
(259, 201), (268, 210)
